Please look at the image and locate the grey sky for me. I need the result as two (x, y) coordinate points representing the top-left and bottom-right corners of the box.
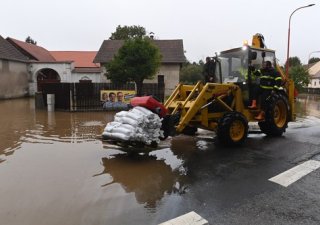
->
(1, 0), (318, 65)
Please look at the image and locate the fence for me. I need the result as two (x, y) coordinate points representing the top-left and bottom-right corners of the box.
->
(39, 82), (165, 111)
(302, 88), (320, 95)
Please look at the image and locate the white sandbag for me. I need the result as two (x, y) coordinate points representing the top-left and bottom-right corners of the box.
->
(120, 123), (136, 131)
(104, 121), (122, 132)
(114, 116), (139, 126)
(102, 132), (130, 141)
(107, 127), (133, 136)
(146, 121), (162, 129)
(131, 106), (154, 116)
(115, 111), (128, 118)
(107, 121), (122, 127)
(125, 111), (145, 122)
(104, 121), (133, 136)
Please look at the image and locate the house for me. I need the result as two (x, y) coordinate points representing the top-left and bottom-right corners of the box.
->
(0, 36), (29, 99)
(94, 39), (186, 97)
(308, 61), (320, 88)
(6, 37), (104, 95)
(50, 51), (103, 82)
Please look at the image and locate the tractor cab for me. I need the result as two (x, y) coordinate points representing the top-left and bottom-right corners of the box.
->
(216, 46), (277, 105)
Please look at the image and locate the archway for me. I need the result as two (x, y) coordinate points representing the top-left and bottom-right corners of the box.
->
(36, 68), (60, 92)
(79, 76), (92, 83)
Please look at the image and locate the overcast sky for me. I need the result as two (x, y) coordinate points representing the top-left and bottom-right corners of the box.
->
(1, 0), (318, 65)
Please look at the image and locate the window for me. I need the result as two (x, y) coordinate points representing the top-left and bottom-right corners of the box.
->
(219, 48), (249, 83)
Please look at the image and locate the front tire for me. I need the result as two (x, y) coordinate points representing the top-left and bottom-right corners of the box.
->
(217, 112), (248, 146)
(258, 93), (289, 136)
(182, 125), (198, 135)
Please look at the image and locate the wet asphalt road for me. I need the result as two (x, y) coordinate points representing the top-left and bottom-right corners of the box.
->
(0, 94), (320, 225)
(164, 117), (320, 225)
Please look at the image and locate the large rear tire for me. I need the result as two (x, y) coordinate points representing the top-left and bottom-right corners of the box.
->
(217, 112), (248, 146)
(258, 93), (289, 136)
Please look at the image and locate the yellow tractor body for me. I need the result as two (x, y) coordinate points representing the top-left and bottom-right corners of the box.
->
(163, 34), (295, 145)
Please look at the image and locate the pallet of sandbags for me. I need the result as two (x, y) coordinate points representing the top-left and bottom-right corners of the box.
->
(102, 106), (164, 147)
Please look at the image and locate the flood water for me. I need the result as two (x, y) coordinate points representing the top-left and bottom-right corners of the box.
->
(0, 95), (319, 225)
(0, 98), (188, 225)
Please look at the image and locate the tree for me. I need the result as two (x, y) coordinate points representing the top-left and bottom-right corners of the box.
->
(285, 56), (301, 68)
(180, 62), (203, 84)
(284, 56), (310, 90)
(289, 65), (310, 91)
(106, 37), (162, 96)
(109, 25), (146, 40)
(25, 36), (37, 45)
(308, 57), (320, 64)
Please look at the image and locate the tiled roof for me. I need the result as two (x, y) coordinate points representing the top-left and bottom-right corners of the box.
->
(0, 35), (28, 62)
(308, 61), (320, 78)
(94, 39), (186, 63)
(6, 37), (56, 62)
(314, 72), (320, 78)
(50, 51), (100, 68)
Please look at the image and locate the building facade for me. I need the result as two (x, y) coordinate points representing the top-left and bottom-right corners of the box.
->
(5, 38), (103, 96)
(94, 39), (186, 97)
(0, 36), (29, 99)
(308, 61), (320, 88)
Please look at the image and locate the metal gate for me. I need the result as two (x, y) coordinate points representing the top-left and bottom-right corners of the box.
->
(40, 82), (165, 111)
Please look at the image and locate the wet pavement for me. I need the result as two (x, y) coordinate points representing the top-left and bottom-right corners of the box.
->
(0, 94), (320, 225)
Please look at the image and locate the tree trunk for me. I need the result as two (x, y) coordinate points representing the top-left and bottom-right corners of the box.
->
(135, 79), (144, 96)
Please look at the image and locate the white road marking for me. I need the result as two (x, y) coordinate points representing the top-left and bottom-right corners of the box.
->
(159, 211), (208, 225)
(269, 160), (320, 187)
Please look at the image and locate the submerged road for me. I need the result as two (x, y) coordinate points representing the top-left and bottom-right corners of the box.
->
(0, 94), (319, 225)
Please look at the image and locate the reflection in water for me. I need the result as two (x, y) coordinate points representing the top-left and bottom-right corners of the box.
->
(0, 99), (34, 159)
(0, 98), (115, 163)
(295, 94), (320, 118)
(95, 153), (187, 209)
(170, 135), (199, 159)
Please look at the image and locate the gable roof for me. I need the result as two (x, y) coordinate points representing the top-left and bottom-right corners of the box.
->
(0, 35), (28, 62)
(6, 37), (56, 62)
(50, 51), (100, 68)
(309, 61), (320, 78)
(93, 39), (186, 64)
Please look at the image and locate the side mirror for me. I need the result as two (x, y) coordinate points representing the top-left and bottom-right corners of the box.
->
(249, 52), (257, 60)
(262, 52), (266, 58)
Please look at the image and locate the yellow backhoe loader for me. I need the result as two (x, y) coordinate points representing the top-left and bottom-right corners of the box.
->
(160, 34), (296, 146)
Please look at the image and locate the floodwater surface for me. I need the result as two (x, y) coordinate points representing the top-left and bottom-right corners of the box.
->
(0, 98), (188, 225)
(0, 95), (319, 225)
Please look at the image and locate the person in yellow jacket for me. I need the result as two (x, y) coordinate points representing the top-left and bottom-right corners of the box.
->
(248, 61), (282, 120)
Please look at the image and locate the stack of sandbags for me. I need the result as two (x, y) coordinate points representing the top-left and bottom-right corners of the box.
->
(102, 106), (163, 145)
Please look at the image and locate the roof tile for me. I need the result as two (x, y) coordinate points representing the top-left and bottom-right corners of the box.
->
(0, 36), (28, 61)
(50, 51), (99, 68)
(94, 39), (186, 63)
(309, 61), (320, 78)
(6, 37), (56, 62)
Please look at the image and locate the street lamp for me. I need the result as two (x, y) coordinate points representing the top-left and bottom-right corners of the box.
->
(285, 3), (315, 78)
